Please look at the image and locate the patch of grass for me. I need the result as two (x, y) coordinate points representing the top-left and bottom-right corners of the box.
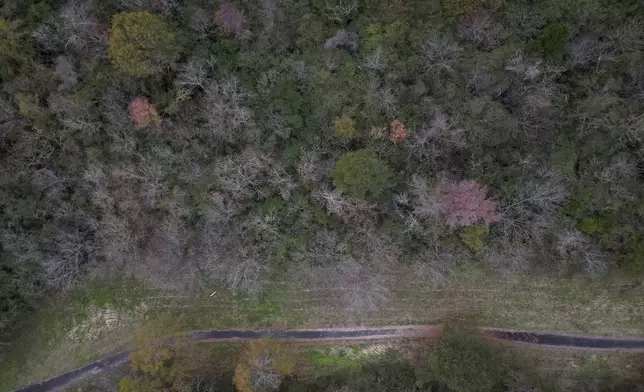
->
(309, 347), (365, 373)
(144, 282), (305, 333)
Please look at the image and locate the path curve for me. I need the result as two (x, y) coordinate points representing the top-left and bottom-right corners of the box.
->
(12, 326), (644, 392)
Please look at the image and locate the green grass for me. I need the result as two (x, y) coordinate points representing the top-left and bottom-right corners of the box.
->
(309, 347), (366, 373)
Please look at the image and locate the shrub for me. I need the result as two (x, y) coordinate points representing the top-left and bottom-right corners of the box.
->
(333, 115), (356, 138)
(458, 225), (487, 253)
(332, 149), (393, 199)
(108, 12), (179, 77)
(429, 331), (505, 392)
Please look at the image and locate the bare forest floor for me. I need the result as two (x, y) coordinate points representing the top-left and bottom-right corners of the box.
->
(2, 273), (644, 392)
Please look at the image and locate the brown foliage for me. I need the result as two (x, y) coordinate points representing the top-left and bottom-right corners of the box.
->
(389, 119), (408, 143)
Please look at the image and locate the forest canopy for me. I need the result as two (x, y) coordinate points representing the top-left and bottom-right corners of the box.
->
(1, 0), (644, 334)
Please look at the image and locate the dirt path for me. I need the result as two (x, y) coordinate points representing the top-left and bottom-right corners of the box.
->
(482, 328), (644, 349)
(13, 326), (644, 392)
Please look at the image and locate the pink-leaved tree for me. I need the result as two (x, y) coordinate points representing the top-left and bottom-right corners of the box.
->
(438, 180), (501, 228)
(129, 97), (160, 129)
(216, 3), (248, 39)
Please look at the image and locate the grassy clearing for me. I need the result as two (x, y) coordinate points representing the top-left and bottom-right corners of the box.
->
(2, 273), (644, 391)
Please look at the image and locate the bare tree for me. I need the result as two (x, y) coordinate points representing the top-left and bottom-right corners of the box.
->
(33, 0), (104, 52)
(118, 0), (179, 16)
(113, 155), (169, 209)
(200, 77), (253, 143)
(214, 149), (294, 201)
(309, 229), (348, 266)
(189, 7), (215, 39)
(225, 248), (268, 299)
(605, 17), (644, 58)
(596, 156), (638, 201)
(583, 248), (610, 277)
(567, 34), (617, 69)
(619, 114), (644, 147)
(49, 93), (101, 136)
(509, 9), (545, 38)
(458, 10), (503, 50)
(44, 227), (97, 290)
(325, 0), (357, 22)
(191, 377), (218, 392)
(362, 46), (388, 71)
(250, 355), (281, 391)
(175, 59), (211, 90)
(467, 67), (494, 95)
(334, 260), (390, 313)
(410, 176), (444, 220)
(505, 52), (564, 82)
(100, 89), (130, 131)
(97, 213), (140, 268)
(412, 246), (461, 288)
(423, 34), (463, 74)
(484, 241), (534, 277)
(500, 169), (568, 244)
(313, 187), (376, 223)
(555, 229), (611, 277)
(409, 110), (465, 163)
(364, 80), (397, 116)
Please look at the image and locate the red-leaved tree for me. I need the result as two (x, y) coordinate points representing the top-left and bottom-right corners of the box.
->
(438, 180), (501, 228)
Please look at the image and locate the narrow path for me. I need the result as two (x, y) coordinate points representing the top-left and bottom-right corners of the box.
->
(12, 326), (644, 392)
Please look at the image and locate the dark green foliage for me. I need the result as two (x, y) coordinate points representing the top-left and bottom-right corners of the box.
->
(537, 22), (571, 58)
(620, 241), (644, 277)
(332, 149), (393, 199)
(0, 257), (41, 331)
(429, 332), (505, 392)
